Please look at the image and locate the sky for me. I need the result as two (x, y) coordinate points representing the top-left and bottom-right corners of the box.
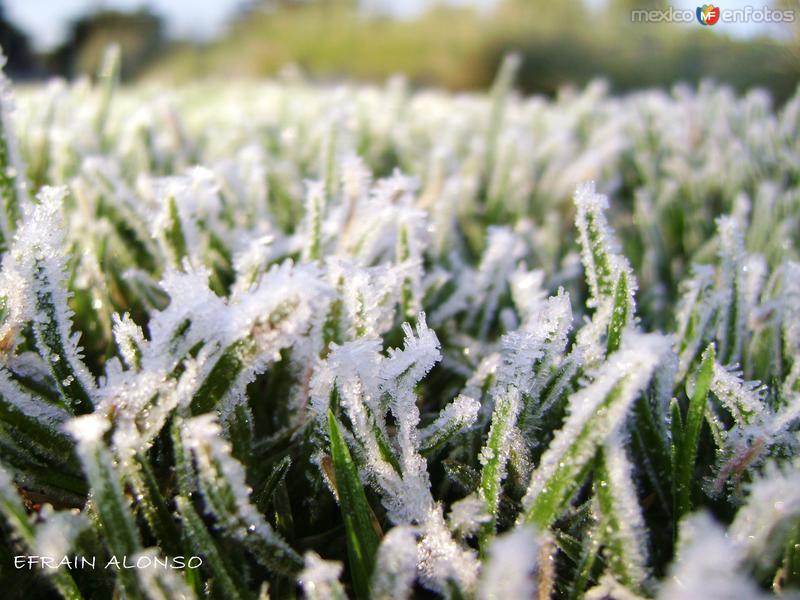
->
(3, 0), (792, 51)
(4, 0), (243, 50)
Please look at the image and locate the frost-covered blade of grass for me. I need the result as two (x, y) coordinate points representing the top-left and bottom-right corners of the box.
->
(65, 414), (142, 598)
(573, 182), (637, 366)
(0, 464), (83, 600)
(709, 361), (767, 427)
(14, 188), (96, 413)
(180, 414), (302, 575)
(574, 182), (632, 309)
(522, 333), (669, 528)
(478, 386), (521, 551)
(606, 270), (632, 355)
(501, 289), (573, 432)
(594, 435), (649, 592)
(0, 367), (74, 463)
(419, 394), (479, 454)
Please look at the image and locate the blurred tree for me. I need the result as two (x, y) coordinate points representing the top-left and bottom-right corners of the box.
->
(775, 0), (800, 94)
(254, 0), (356, 11)
(48, 8), (165, 81)
(149, 0), (798, 103)
(774, 0), (800, 45)
(609, 0), (668, 11)
(0, 2), (35, 77)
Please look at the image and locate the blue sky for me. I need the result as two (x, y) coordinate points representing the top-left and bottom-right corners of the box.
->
(4, 0), (792, 51)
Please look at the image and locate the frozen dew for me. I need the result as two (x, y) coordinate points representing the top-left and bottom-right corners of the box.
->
(299, 552), (346, 600)
(659, 512), (767, 600)
(181, 414), (300, 571)
(478, 526), (539, 600)
(64, 412), (109, 445)
(133, 548), (196, 600)
(710, 362), (767, 427)
(730, 465), (800, 570)
(448, 493), (491, 537)
(33, 506), (87, 569)
(372, 525), (419, 600)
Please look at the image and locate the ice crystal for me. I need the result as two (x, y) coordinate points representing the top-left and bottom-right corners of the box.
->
(134, 549), (196, 600)
(478, 526), (539, 600)
(372, 525), (419, 600)
(300, 552), (346, 600)
(710, 362), (767, 427)
(659, 513), (767, 600)
(730, 465), (800, 569)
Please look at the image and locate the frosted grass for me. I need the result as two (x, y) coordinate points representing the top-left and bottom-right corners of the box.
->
(0, 50), (797, 599)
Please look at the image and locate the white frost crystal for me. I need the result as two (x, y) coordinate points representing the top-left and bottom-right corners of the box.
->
(478, 526), (539, 600)
(372, 525), (419, 600)
(659, 513), (767, 600)
(299, 552), (346, 600)
(730, 465), (800, 569)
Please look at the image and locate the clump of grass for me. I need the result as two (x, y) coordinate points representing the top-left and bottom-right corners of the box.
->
(0, 49), (799, 599)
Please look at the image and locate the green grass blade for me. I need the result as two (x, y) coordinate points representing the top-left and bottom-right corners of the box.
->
(129, 452), (182, 556)
(327, 409), (380, 600)
(165, 195), (188, 266)
(190, 339), (254, 415)
(176, 495), (250, 600)
(594, 441), (648, 592)
(478, 387), (520, 554)
(606, 270), (630, 355)
(673, 343), (715, 521)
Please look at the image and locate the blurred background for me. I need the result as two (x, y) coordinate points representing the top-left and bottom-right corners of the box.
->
(0, 0), (798, 101)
